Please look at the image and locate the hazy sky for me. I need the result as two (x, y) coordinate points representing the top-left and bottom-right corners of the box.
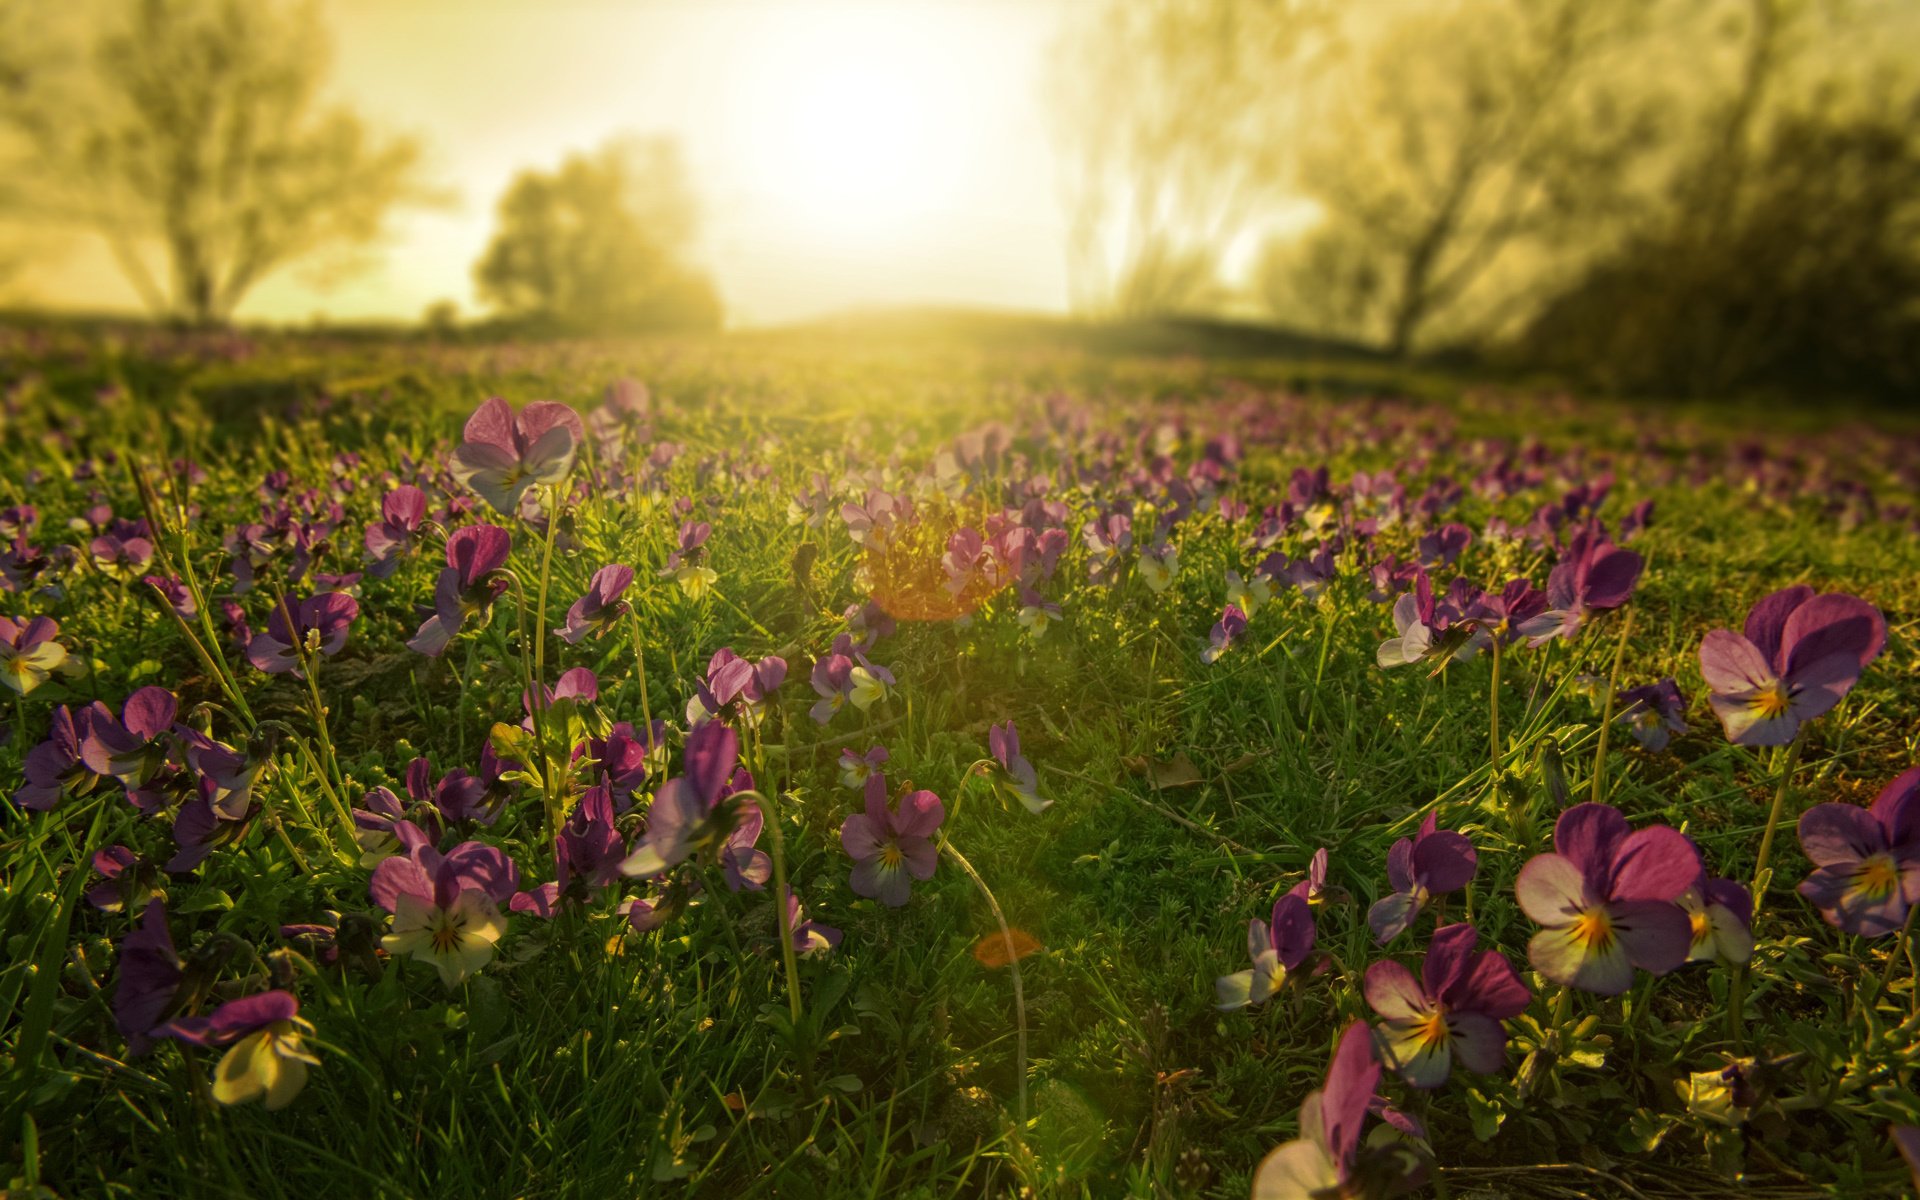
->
(13, 0), (1076, 327)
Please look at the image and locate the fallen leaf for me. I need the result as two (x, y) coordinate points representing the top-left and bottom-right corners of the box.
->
(1125, 751), (1202, 789)
(972, 927), (1043, 968)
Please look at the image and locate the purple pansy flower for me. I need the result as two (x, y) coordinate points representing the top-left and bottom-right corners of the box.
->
(1698, 585), (1886, 746)
(115, 898), (183, 1056)
(557, 563), (634, 644)
(81, 687), (178, 788)
(0, 614), (67, 695)
(247, 592), (358, 676)
(1515, 803), (1700, 994)
(619, 722), (748, 878)
(1796, 765), (1919, 937)
(838, 744), (889, 789)
(449, 396), (584, 515)
(1216, 892), (1316, 1010)
(988, 720), (1048, 814)
(839, 773), (944, 907)
(17, 704), (103, 811)
(157, 990), (318, 1109)
(783, 887), (842, 955)
(1201, 603), (1248, 665)
(1365, 922), (1531, 1088)
(1678, 870), (1754, 966)
(512, 781), (627, 918)
(364, 485), (428, 578)
(1252, 1021), (1425, 1200)
(1368, 813), (1478, 944)
(1616, 677), (1690, 752)
(372, 834), (519, 986)
(407, 524), (512, 657)
(1516, 528), (1644, 645)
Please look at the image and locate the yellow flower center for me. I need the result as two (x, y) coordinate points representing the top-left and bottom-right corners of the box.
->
(880, 842), (904, 870)
(1571, 908), (1616, 953)
(1413, 1011), (1450, 1050)
(1752, 683), (1791, 718)
(1856, 854), (1901, 900)
(1689, 909), (1712, 944)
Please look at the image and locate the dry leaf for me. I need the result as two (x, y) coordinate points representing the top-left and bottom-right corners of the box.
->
(972, 927), (1042, 968)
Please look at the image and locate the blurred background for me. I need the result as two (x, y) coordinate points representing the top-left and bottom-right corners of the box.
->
(1, 0), (1917, 400)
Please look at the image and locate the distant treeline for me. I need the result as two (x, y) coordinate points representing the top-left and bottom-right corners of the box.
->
(1050, 0), (1920, 401)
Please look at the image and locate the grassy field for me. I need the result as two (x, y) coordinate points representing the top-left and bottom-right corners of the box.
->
(1, 326), (1917, 1198)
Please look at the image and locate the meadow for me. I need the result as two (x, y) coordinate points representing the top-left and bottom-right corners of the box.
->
(1, 326), (1917, 1199)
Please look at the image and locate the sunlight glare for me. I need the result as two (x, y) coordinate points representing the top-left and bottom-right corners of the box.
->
(720, 6), (985, 242)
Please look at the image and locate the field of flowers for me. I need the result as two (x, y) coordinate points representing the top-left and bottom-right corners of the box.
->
(1, 329), (1917, 1198)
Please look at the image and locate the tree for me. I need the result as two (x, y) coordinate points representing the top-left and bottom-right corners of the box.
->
(473, 137), (721, 335)
(1046, 0), (1333, 318)
(0, 0), (429, 326)
(1259, 0), (1663, 356)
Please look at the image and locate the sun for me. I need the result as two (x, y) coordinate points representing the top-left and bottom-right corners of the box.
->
(718, 6), (982, 242)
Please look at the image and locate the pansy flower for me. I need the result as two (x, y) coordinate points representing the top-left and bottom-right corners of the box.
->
(1796, 765), (1919, 937)
(16, 704), (102, 811)
(783, 887), (841, 955)
(686, 648), (786, 727)
(661, 520), (717, 600)
(1678, 870), (1754, 966)
(157, 991), (318, 1110)
(840, 773), (944, 907)
(1517, 528), (1644, 646)
(449, 396), (584, 515)
(1368, 813), (1478, 944)
(1698, 585), (1886, 746)
(0, 614), (67, 695)
(407, 525), (512, 657)
(1365, 922), (1531, 1088)
(1252, 1021), (1426, 1200)
(988, 720), (1049, 814)
(1216, 892), (1316, 1010)
(81, 687), (178, 788)
(115, 897), (183, 1056)
(1226, 569), (1273, 620)
(557, 563), (634, 644)
(373, 833), (519, 986)
(1016, 588), (1063, 640)
(247, 592), (358, 677)
(619, 722), (748, 878)
(1515, 803), (1699, 994)
(87, 845), (161, 912)
(364, 484), (428, 578)
(1616, 677), (1690, 752)
(1201, 603), (1248, 665)
(838, 744), (889, 789)
(512, 782), (627, 918)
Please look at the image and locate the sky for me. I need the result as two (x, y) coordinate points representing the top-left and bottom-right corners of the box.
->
(11, 0), (1077, 327)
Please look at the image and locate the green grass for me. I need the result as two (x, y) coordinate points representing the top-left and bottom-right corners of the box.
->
(1, 328), (1917, 1198)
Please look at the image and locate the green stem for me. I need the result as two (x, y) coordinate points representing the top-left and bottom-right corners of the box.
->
(626, 606), (654, 738)
(1728, 964), (1747, 1050)
(940, 836), (1028, 1132)
(1874, 900), (1918, 997)
(1488, 635), (1503, 777)
(1750, 729), (1807, 919)
(1589, 606), (1635, 806)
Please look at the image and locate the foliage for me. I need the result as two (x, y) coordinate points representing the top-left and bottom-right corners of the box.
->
(0, 326), (1916, 1198)
(0, 0), (429, 327)
(472, 137), (722, 335)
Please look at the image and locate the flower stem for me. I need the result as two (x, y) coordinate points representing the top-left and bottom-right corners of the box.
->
(1750, 729), (1807, 918)
(1589, 607), (1634, 806)
(625, 606), (654, 737)
(1488, 635), (1503, 777)
(1875, 900), (1918, 998)
(939, 835), (1029, 1132)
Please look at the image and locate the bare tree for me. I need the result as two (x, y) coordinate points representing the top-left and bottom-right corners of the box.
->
(1263, 0), (1663, 356)
(1047, 0), (1333, 318)
(1, 0), (428, 326)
